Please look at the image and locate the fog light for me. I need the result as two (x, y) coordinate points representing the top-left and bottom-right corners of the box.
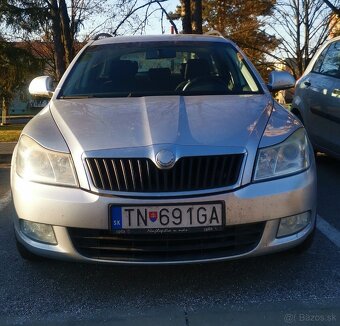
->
(20, 220), (57, 245)
(277, 212), (311, 238)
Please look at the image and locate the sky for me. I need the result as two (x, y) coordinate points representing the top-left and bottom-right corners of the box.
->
(78, 0), (180, 39)
(142, 0), (180, 34)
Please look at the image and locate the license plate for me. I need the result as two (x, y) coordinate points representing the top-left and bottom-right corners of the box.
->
(110, 202), (224, 232)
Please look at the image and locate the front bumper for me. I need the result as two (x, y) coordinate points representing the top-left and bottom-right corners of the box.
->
(12, 164), (317, 264)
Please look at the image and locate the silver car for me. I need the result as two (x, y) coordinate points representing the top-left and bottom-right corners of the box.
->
(11, 34), (317, 264)
(292, 35), (340, 159)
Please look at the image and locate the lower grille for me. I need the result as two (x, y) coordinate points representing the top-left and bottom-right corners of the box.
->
(85, 154), (244, 193)
(68, 222), (265, 262)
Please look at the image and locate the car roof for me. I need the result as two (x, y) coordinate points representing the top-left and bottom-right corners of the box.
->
(326, 35), (340, 44)
(303, 35), (340, 75)
(91, 34), (230, 46)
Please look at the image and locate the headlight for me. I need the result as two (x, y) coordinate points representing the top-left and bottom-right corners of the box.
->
(16, 135), (78, 187)
(254, 128), (310, 181)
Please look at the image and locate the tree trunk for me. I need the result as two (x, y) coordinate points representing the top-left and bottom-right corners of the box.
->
(181, 0), (192, 33)
(323, 0), (340, 15)
(192, 0), (203, 34)
(50, 0), (66, 80)
(303, 0), (310, 70)
(1, 97), (7, 126)
(295, 0), (303, 78)
(59, 0), (74, 66)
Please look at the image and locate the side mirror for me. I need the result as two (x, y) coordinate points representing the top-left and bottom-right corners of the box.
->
(267, 71), (295, 92)
(28, 76), (54, 98)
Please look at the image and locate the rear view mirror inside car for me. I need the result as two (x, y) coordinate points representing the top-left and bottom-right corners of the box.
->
(146, 48), (176, 59)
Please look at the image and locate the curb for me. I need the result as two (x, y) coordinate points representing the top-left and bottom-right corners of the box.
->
(0, 142), (16, 164)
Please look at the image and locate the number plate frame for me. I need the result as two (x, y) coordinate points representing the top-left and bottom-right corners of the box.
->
(109, 201), (225, 234)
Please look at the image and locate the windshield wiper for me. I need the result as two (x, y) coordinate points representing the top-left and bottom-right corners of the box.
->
(59, 95), (98, 99)
(60, 92), (135, 99)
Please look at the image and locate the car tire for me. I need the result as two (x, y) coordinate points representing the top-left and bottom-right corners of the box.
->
(15, 235), (43, 261)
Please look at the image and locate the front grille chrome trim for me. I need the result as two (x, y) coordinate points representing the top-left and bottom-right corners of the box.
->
(85, 154), (244, 194)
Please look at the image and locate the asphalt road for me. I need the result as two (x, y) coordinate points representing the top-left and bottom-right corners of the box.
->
(0, 155), (339, 326)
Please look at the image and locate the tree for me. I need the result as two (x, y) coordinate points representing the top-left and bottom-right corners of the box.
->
(181, 0), (192, 33)
(0, 0), (106, 80)
(176, 0), (203, 34)
(0, 0), (178, 119)
(102, 0), (178, 36)
(0, 38), (41, 125)
(323, 0), (340, 15)
(202, 0), (279, 77)
(192, 0), (203, 34)
(0, 1), (177, 80)
(269, 0), (340, 78)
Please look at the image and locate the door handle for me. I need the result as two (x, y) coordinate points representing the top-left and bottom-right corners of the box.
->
(304, 81), (311, 87)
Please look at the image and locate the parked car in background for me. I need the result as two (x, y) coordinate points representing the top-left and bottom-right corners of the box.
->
(11, 34), (317, 264)
(292, 36), (340, 159)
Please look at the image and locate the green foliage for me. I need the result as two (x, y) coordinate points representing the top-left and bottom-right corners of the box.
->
(0, 1), (80, 80)
(0, 0), (48, 33)
(0, 38), (41, 111)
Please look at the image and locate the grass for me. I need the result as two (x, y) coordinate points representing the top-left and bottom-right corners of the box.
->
(0, 124), (24, 142)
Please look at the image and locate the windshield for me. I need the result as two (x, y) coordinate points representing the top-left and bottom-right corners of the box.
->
(59, 41), (262, 98)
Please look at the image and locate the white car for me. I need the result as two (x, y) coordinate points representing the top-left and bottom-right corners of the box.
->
(11, 34), (316, 264)
(292, 35), (340, 159)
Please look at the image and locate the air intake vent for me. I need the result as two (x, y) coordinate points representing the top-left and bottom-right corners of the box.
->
(69, 222), (265, 262)
(85, 154), (243, 193)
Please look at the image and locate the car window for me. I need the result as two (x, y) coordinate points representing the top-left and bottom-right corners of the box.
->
(312, 41), (340, 78)
(59, 41), (262, 98)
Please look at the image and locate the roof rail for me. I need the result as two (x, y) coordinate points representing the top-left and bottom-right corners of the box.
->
(92, 33), (113, 41)
(204, 30), (224, 37)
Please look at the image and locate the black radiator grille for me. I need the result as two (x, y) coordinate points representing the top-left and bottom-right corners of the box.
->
(85, 154), (243, 192)
(68, 222), (265, 262)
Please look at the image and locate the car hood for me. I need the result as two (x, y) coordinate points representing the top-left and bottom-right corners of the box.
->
(50, 95), (272, 153)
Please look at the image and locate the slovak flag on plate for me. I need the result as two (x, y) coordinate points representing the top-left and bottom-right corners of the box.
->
(149, 211), (158, 223)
